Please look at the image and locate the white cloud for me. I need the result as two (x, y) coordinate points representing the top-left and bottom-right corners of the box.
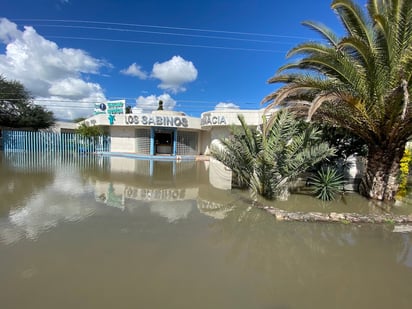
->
(120, 63), (148, 79)
(0, 18), (20, 43)
(0, 18), (107, 120)
(135, 93), (176, 113)
(150, 201), (193, 223)
(151, 55), (198, 93)
(48, 78), (101, 99)
(35, 92), (105, 120)
(215, 102), (240, 110)
(0, 169), (99, 244)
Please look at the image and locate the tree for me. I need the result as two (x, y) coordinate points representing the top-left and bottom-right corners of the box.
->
(75, 122), (104, 139)
(0, 76), (54, 129)
(211, 111), (335, 200)
(75, 122), (105, 152)
(262, 0), (412, 201)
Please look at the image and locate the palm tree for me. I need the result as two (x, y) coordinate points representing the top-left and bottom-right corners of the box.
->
(211, 111), (335, 200)
(262, 0), (412, 201)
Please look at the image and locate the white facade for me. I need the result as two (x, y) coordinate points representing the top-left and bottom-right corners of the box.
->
(84, 108), (270, 157)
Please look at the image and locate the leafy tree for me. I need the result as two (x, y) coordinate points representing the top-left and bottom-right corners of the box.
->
(75, 123), (105, 152)
(0, 75), (54, 129)
(317, 124), (368, 161)
(75, 122), (104, 139)
(262, 0), (412, 201)
(211, 110), (336, 200)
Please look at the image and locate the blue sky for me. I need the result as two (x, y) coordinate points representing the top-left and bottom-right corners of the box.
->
(1, 0), (350, 120)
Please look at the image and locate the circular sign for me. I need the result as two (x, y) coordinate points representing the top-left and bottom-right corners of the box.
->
(99, 103), (107, 111)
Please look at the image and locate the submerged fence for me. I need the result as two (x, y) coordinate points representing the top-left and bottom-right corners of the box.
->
(2, 151), (112, 173)
(2, 130), (110, 153)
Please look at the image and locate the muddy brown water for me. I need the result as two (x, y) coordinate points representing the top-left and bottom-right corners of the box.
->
(0, 152), (412, 309)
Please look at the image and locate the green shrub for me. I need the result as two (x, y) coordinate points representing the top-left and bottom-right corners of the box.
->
(308, 166), (344, 201)
(211, 110), (336, 200)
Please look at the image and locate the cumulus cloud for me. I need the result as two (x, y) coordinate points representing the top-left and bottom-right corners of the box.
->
(120, 62), (148, 79)
(0, 18), (107, 120)
(35, 92), (106, 120)
(150, 201), (193, 223)
(135, 93), (176, 113)
(215, 102), (240, 110)
(151, 55), (198, 93)
(0, 169), (99, 244)
(0, 18), (20, 43)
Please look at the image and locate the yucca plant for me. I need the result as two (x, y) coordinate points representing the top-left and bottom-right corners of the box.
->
(309, 166), (344, 201)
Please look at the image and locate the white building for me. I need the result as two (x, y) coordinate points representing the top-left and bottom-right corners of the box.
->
(83, 107), (271, 157)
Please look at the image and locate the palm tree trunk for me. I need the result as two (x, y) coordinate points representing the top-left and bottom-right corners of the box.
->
(359, 142), (406, 201)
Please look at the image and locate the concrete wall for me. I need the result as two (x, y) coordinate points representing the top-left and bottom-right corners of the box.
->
(210, 127), (231, 149)
(199, 130), (211, 155)
(201, 109), (266, 128)
(110, 127), (136, 153)
(209, 157), (232, 190)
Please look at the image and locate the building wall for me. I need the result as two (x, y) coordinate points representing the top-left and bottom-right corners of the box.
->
(199, 130), (211, 155)
(210, 127), (231, 152)
(175, 129), (199, 155)
(82, 108), (274, 156)
(110, 127), (136, 153)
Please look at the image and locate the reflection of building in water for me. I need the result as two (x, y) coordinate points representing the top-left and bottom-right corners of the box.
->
(109, 157), (198, 179)
(96, 182), (125, 210)
(93, 159), (235, 222)
(94, 179), (199, 222)
(149, 201), (194, 223)
(197, 199), (234, 219)
(95, 180), (199, 205)
(2, 151), (110, 172)
(0, 154), (237, 244)
(208, 157), (232, 190)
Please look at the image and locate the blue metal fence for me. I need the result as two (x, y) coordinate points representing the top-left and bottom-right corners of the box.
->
(2, 130), (110, 153)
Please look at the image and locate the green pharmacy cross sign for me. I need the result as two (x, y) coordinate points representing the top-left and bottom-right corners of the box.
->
(108, 114), (116, 125)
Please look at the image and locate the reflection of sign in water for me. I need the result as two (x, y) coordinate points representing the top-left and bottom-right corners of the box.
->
(124, 187), (186, 200)
(197, 199), (233, 219)
(106, 183), (124, 209)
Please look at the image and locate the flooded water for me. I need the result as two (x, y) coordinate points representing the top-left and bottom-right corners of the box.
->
(1, 152), (412, 309)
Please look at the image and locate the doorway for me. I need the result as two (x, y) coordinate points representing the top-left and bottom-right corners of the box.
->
(154, 129), (174, 155)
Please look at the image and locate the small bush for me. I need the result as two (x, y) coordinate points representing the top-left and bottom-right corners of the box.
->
(308, 166), (344, 201)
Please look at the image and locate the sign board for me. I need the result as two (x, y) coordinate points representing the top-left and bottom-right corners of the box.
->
(200, 113), (227, 126)
(94, 100), (126, 115)
(125, 114), (189, 128)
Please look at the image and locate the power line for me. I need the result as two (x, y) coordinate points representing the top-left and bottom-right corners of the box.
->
(14, 18), (312, 40)
(29, 24), (296, 45)
(2, 94), (261, 105)
(46, 35), (286, 53)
